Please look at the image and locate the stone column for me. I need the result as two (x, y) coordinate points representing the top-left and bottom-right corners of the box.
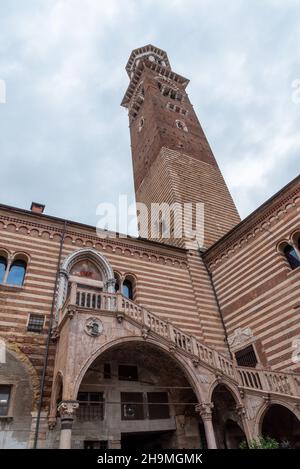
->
(2, 256), (12, 284)
(195, 403), (217, 449)
(57, 401), (79, 449)
(69, 281), (77, 304)
(105, 278), (116, 294)
(235, 404), (252, 444)
(28, 411), (49, 449)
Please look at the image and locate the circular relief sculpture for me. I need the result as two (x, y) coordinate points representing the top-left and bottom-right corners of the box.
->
(84, 317), (103, 337)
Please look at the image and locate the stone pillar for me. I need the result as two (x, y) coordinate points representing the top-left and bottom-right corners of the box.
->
(2, 256), (12, 284)
(105, 278), (116, 294)
(70, 281), (77, 304)
(57, 401), (79, 449)
(28, 411), (49, 449)
(195, 403), (217, 449)
(236, 404), (252, 444)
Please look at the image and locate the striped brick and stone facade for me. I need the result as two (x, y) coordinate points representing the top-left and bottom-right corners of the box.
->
(0, 45), (299, 449)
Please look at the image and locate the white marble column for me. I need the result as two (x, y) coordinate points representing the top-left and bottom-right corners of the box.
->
(57, 401), (79, 449)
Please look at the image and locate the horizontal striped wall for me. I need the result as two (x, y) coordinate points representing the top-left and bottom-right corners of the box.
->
(205, 190), (300, 372)
(0, 207), (226, 404)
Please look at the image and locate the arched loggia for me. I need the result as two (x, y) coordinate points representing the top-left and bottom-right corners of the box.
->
(210, 383), (247, 449)
(60, 338), (211, 450)
(260, 403), (300, 448)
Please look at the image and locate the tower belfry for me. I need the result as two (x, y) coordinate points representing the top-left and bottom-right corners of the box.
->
(122, 44), (240, 249)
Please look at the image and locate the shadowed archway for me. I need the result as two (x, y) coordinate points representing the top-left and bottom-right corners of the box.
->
(261, 404), (300, 448)
(73, 341), (205, 449)
(211, 384), (247, 449)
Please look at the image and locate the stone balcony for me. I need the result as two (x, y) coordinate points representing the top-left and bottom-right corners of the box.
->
(55, 285), (300, 401)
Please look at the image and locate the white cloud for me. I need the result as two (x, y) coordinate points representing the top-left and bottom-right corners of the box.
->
(0, 0), (299, 224)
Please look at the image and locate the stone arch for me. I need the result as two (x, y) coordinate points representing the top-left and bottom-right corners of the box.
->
(122, 272), (137, 300)
(253, 399), (300, 440)
(209, 381), (247, 448)
(290, 229), (300, 248)
(56, 248), (115, 310)
(0, 337), (40, 408)
(207, 378), (243, 406)
(72, 336), (203, 403)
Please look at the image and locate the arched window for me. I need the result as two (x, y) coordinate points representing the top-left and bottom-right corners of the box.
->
(123, 279), (133, 300)
(0, 256), (7, 283)
(7, 259), (27, 286)
(283, 245), (300, 270)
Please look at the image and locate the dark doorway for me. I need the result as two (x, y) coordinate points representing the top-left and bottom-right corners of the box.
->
(211, 384), (246, 449)
(224, 419), (246, 449)
(121, 431), (174, 451)
(262, 404), (300, 448)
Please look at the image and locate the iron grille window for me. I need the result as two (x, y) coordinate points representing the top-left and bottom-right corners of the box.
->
(147, 392), (170, 419)
(84, 440), (108, 449)
(27, 314), (44, 333)
(118, 365), (138, 381)
(121, 392), (144, 420)
(77, 392), (104, 421)
(0, 385), (11, 416)
(235, 345), (258, 368)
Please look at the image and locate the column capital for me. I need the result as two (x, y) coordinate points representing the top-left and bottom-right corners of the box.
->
(235, 404), (247, 419)
(57, 400), (79, 420)
(105, 278), (116, 293)
(195, 402), (214, 420)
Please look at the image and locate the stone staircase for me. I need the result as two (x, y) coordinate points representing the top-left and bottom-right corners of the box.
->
(59, 287), (300, 400)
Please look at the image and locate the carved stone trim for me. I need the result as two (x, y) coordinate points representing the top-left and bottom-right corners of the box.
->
(116, 312), (124, 323)
(84, 317), (103, 337)
(57, 401), (79, 420)
(195, 402), (214, 420)
(228, 327), (254, 350)
(235, 404), (247, 419)
(67, 305), (77, 319)
(141, 327), (150, 340)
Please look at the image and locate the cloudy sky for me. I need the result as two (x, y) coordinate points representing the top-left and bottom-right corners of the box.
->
(0, 0), (299, 233)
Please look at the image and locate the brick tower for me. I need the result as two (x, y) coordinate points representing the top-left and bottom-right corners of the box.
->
(121, 44), (240, 249)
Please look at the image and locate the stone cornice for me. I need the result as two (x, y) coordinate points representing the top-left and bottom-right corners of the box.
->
(0, 212), (188, 268)
(121, 59), (189, 108)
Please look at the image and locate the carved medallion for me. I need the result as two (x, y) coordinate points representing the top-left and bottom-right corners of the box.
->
(84, 317), (103, 337)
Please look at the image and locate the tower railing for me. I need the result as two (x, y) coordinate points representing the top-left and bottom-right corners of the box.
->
(58, 286), (300, 399)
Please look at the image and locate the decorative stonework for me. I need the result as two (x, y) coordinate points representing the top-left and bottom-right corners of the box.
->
(141, 327), (150, 340)
(57, 401), (79, 419)
(0, 215), (188, 269)
(84, 317), (103, 337)
(235, 404), (247, 419)
(228, 327), (254, 350)
(67, 305), (76, 319)
(195, 402), (214, 420)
